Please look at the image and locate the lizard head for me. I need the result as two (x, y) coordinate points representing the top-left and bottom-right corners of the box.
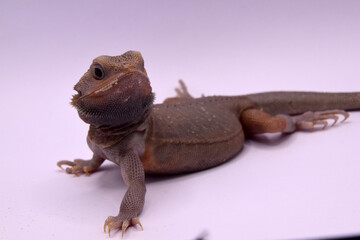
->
(71, 50), (154, 126)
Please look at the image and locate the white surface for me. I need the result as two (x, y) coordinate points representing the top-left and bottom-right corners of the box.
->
(1, 0), (360, 239)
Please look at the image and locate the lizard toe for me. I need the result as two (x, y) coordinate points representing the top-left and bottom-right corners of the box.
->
(104, 216), (143, 238)
(294, 110), (349, 131)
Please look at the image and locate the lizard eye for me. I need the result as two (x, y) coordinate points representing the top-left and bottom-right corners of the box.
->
(92, 64), (105, 80)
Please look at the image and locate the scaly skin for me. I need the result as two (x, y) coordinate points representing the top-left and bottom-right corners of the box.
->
(57, 50), (360, 237)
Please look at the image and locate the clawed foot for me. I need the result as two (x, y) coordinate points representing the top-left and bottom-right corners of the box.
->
(294, 110), (349, 131)
(104, 216), (143, 238)
(57, 159), (98, 176)
(174, 79), (193, 99)
(163, 80), (194, 103)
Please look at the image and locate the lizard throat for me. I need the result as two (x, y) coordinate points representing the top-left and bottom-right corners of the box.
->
(75, 92), (154, 126)
(88, 107), (151, 148)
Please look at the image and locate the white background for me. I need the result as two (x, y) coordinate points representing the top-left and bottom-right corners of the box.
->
(1, 0), (360, 239)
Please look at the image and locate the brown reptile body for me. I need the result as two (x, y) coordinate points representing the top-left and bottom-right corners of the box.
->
(142, 96), (254, 174)
(57, 51), (360, 237)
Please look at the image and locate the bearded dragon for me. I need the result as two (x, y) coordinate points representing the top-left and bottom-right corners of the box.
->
(57, 50), (360, 237)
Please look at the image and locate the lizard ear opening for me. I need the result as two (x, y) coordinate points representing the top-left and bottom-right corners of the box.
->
(92, 64), (105, 80)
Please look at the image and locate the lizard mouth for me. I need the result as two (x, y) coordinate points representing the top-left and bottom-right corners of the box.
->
(71, 90), (82, 106)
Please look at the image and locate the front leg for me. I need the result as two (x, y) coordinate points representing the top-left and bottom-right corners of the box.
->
(104, 149), (146, 237)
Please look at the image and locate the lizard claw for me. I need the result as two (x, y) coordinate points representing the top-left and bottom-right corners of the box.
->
(57, 160), (76, 169)
(294, 110), (349, 131)
(57, 159), (97, 176)
(320, 110), (350, 123)
(132, 217), (143, 231)
(122, 220), (130, 238)
(104, 216), (143, 238)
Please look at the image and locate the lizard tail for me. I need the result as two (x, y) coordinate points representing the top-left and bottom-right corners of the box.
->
(246, 91), (360, 115)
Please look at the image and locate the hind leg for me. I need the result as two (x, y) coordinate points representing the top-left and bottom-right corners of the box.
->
(241, 109), (349, 135)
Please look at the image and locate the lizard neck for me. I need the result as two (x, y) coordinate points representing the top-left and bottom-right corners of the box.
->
(88, 107), (152, 148)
